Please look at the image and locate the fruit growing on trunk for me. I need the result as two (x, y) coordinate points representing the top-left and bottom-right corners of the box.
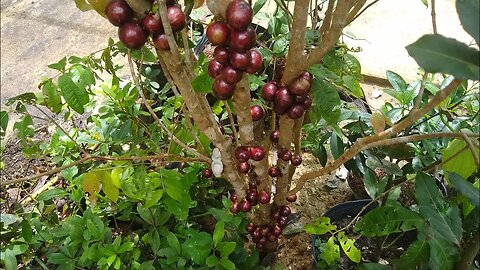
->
(235, 146), (250, 162)
(229, 26), (256, 52)
(213, 79), (234, 100)
(270, 130), (279, 143)
(220, 65), (243, 84)
(214, 46), (229, 63)
(287, 104), (305, 119)
(229, 51), (251, 70)
(250, 105), (264, 121)
(237, 162), (250, 173)
(279, 205), (291, 217)
(225, 0), (253, 31)
(246, 189), (258, 205)
(142, 13), (164, 34)
(105, 0), (133, 26)
(246, 50), (263, 74)
(206, 21), (230, 45)
(231, 202), (239, 213)
(274, 87), (294, 113)
(118, 21), (147, 49)
(153, 33), (170, 50)
(208, 60), (224, 78)
(202, 168), (213, 178)
(286, 193), (297, 202)
(239, 199), (252, 212)
(250, 146), (265, 161)
(299, 71), (313, 84)
(257, 190), (271, 204)
(291, 154), (302, 166)
(167, 6), (186, 32)
(262, 82), (278, 102)
(278, 148), (292, 161)
(288, 77), (311, 96)
(268, 166), (281, 177)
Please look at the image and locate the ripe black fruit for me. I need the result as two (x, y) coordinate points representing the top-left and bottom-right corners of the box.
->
(118, 21), (147, 49)
(206, 21), (230, 45)
(167, 6), (186, 32)
(250, 105), (264, 121)
(235, 146), (250, 162)
(142, 13), (164, 35)
(105, 0), (133, 26)
(229, 26), (256, 52)
(226, 0), (253, 31)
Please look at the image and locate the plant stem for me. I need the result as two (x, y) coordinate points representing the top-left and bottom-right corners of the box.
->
(224, 101), (239, 146)
(455, 229), (479, 270)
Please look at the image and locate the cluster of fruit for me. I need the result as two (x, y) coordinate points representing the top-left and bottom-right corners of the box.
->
(261, 72), (313, 119)
(206, 0), (263, 100)
(104, 0), (186, 50)
(230, 184), (271, 213)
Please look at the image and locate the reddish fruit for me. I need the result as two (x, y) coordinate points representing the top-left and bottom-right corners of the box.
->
(268, 233), (277, 242)
(153, 33), (170, 50)
(273, 102), (289, 115)
(118, 21), (147, 49)
(260, 225), (270, 237)
(287, 104), (305, 119)
(258, 237), (267, 245)
(286, 194), (297, 202)
(278, 149), (292, 162)
(277, 216), (288, 227)
(295, 94), (312, 109)
(256, 243), (264, 250)
(257, 190), (270, 204)
(229, 26), (256, 52)
(246, 189), (258, 204)
(237, 162), (250, 173)
(208, 60), (224, 78)
(229, 51), (251, 71)
(250, 105), (264, 121)
(246, 223), (256, 233)
(105, 0), (133, 26)
(291, 154), (302, 166)
(270, 130), (279, 143)
(279, 205), (291, 217)
(231, 202), (239, 213)
(250, 146), (265, 161)
(262, 82), (278, 102)
(272, 225), (282, 236)
(248, 182), (257, 190)
(268, 166), (281, 177)
(230, 193), (238, 202)
(167, 6), (186, 32)
(274, 87), (294, 110)
(226, 0), (253, 31)
(272, 209), (281, 220)
(252, 228), (262, 242)
(206, 21), (230, 45)
(214, 46), (229, 63)
(202, 168), (213, 178)
(239, 199), (252, 212)
(246, 50), (263, 74)
(142, 13), (164, 34)
(288, 78), (311, 96)
(220, 65), (243, 84)
(235, 146), (250, 162)
(300, 71), (313, 84)
(213, 79), (234, 100)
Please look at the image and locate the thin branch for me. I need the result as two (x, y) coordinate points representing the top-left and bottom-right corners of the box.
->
(365, 132), (478, 149)
(156, 0), (182, 65)
(413, 72), (429, 111)
(348, 0), (377, 25)
(180, 29), (195, 79)
(128, 51), (211, 163)
(431, 0), (437, 34)
(224, 101), (240, 146)
(33, 105), (88, 157)
(460, 132), (480, 166)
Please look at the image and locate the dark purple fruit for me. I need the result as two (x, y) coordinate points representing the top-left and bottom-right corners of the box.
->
(279, 205), (291, 217)
(278, 148), (292, 161)
(230, 193), (238, 202)
(248, 182), (257, 190)
(272, 225), (282, 236)
(272, 209), (280, 220)
(268, 166), (281, 177)
(142, 13), (164, 34)
(237, 162), (250, 173)
(231, 202), (239, 213)
(286, 194), (297, 202)
(288, 78), (311, 96)
(105, 0), (133, 26)
(258, 237), (267, 245)
(287, 104), (305, 119)
(246, 189), (258, 204)
(256, 243), (264, 250)
(273, 102), (288, 115)
(208, 60), (224, 78)
(153, 33), (170, 50)
(239, 199), (252, 212)
(118, 21), (147, 49)
(246, 50), (263, 74)
(274, 87), (294, 110)
(252, 227), (261, 242)
(295, 94), (312, 109)
(260, 225), (270, 237)
(268, 233), (277, 242)
(213, 79), (234, 100)
(262, 82), (278, 102)
(226, 0), (253, 31)
(250, 105), (264, 121)
(277, 216), (288, 227)
(300, 71), (313, 84)
(214, 46), (230, 63)
(206, 21), (230, 45)
(229, 26), (256, 52)
(202, 168), (213, 178)
(235, 146), (250, 162)
(229, 51), (251, 71)
(270, 130), (279, 143)
(291, 154), (302, 166)
(220, 65), (243, 84)
(250, 146), (265, 161)
(257, 190), (270, 204)
(246, 223), (256, 233)
(167, 6), (186, 32)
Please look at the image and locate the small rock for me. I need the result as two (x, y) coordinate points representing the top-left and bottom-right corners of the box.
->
(325, 178), (341, 189)
(335, 165), (348, 180)
(282, 221), (304, 236)
(372, 90), (383, 99)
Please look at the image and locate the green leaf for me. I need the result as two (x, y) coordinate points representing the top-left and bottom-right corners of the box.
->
(48, 57), (67, 72)
(330, 132), (344, 159)
(102, 171), (119, 203)
(163, 170), (185, 202)
(312, 143), (328, 167)
(456, 0), (479, 44)
(342, 75), (363, 98)
(449, 172), (479, 208)
(357, 263), (392, 270)
(323, 236), (340, 265)
(6, 92), (37, 106)
(310, 79), (341, 124)
(363, 168), (377, 198)
(304, 217), (336, 235)
(48, 253), (70, 265)
(191, 72), (213, 93)
(74, 0), (93, 11)
(0, 214), (22, 226)
(420, 0), (428, 7)
(58, 74), (89, 114)
(253, 0), (267, 15)
(3, 249), (17, 270)
(42, 80), (63, 113)
(386, 70), (407, 92)
(206, 255), (219, 267)
(428, 233), (458, 270)
(110, 168), (122, 188)
(112, 120), (132, 141)
(82, 172), (101, 206)
(21, 220), (33, 242)
(337, 232), (361, 263)
(219, 242), (236, 257)
(183, 232), (213, 265)
(355, 206), (424, 236)
(13, 115), (34, 140)
(144, 189), (164, 208)
(1, 111), (9, 134)
(394, 239), (430, 270)
(137, 204), (154, 225)
(117, 242), (135, 253)
(406, 34), (479, 80)
(213, 220), (225, 247)
(167, 232), (181, 255)
(442, 139), (477, 179)
(219, 257), (236, 270)
(36, 188), (68, 201)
